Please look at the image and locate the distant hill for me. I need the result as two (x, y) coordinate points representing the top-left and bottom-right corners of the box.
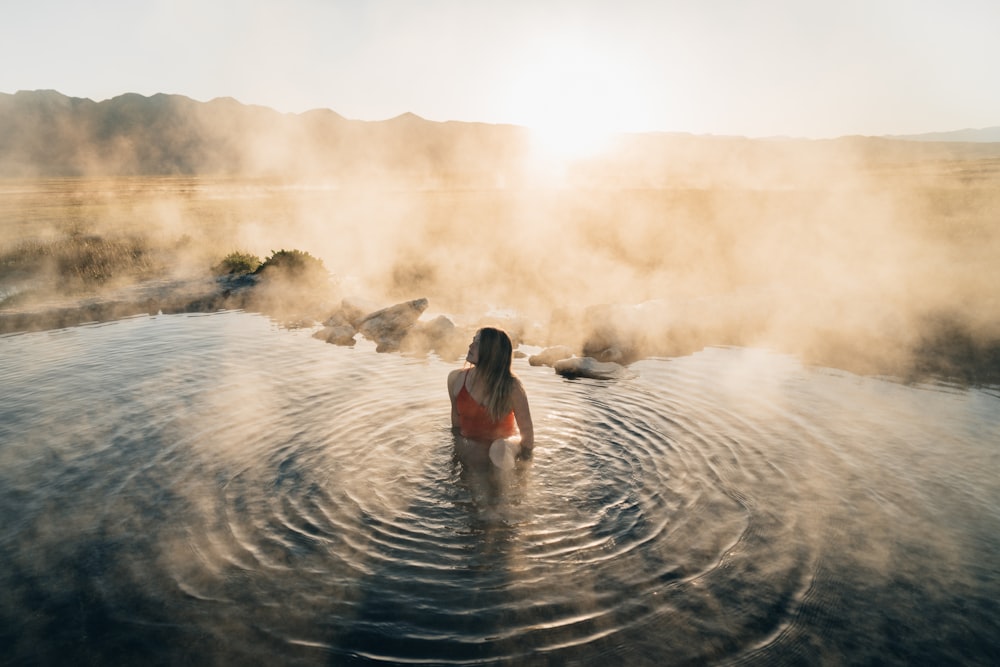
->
(2, 90), (999, 183)
(889, 127), (1000, 143)
(0, 90), (531, 184)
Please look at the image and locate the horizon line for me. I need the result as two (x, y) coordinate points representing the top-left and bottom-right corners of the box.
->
(4, 88), (999, 143)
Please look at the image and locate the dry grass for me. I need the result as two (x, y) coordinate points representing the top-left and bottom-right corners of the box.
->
(0, 232), (170, 308)
(5, 233), (158, 283)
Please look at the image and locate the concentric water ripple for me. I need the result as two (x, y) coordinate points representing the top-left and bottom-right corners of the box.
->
(2, 313), (999, 665)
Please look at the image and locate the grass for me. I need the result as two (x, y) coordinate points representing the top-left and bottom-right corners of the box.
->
(0, 231), (161, 298)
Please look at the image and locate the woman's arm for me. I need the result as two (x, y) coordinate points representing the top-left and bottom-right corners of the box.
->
(511, 378), (534, 455)
(447, 369), (463, 432)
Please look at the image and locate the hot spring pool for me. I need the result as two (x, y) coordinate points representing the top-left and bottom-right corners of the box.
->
(1, 310), (998, 665)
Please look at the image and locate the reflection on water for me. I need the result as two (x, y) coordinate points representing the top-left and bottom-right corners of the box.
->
(1, 311), (999, 665)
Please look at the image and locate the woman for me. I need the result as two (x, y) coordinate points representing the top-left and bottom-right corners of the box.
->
(448, 327), (534, 468)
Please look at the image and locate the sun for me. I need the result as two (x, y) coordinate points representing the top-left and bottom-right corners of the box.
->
(528, 108), (616, 162)
(506, 42), (642, 163)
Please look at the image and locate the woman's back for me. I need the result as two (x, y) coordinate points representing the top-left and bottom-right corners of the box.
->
(454, 369), (516, 441)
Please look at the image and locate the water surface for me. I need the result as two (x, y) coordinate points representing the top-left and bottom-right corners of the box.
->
(1, 311), (998, 665)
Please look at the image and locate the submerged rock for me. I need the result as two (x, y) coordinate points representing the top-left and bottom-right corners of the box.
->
(553, 356), (637, 380)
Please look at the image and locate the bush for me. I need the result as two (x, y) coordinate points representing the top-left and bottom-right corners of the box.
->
(245, 249), (334, 320)
(255, 249), (327, 281)
(214, 250), (261, 275)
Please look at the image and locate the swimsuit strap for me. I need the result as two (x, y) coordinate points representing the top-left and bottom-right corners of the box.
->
(462, 369), (486, 409)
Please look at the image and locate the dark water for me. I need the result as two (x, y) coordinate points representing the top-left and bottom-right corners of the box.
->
(1, 311), (998, 665)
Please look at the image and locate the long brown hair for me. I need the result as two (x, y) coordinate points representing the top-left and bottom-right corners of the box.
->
(472, 327), (516, 421)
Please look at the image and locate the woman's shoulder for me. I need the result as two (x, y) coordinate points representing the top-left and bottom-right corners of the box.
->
(447, 368), (468, 394)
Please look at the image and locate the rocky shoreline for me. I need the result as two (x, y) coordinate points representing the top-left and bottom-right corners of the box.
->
(0, 273), (641, 380)
(0, 275), (256, 334)
(3, 273), (999, 385)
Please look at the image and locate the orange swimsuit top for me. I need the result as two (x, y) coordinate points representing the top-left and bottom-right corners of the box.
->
(456, 372), (516, 441)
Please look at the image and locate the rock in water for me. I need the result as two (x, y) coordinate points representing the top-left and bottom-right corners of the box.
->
(553, 356), (637, 380)
(312, 310), (358, 346)
(400, 314), (468, 359)
(339, 296), (383, 328)
(529, 345), (575, 367)
(358, 298), (429, 352)
(313, 324), (357, 346)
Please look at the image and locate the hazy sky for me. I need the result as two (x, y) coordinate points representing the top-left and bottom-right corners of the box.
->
(2, 0), (997, 139)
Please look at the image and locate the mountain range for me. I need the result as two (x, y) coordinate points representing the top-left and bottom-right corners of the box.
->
(0, 90), (530, 183)
(888, 127), (1000, 143)
(1, 89), (998, 183)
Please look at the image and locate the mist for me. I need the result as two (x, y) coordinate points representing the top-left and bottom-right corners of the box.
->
(2, 91), (999, 382)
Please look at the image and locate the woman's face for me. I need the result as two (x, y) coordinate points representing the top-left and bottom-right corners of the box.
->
(466, 332), (480, 364)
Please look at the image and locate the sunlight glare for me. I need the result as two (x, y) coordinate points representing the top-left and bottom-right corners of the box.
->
(508, 43), (641, 163)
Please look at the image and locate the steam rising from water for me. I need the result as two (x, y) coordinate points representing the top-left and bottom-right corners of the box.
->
(2, 118), (999, 381)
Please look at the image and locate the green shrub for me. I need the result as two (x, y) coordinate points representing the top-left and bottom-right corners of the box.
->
(255, 249), (327, 281)
(214, 250), (261, 275)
